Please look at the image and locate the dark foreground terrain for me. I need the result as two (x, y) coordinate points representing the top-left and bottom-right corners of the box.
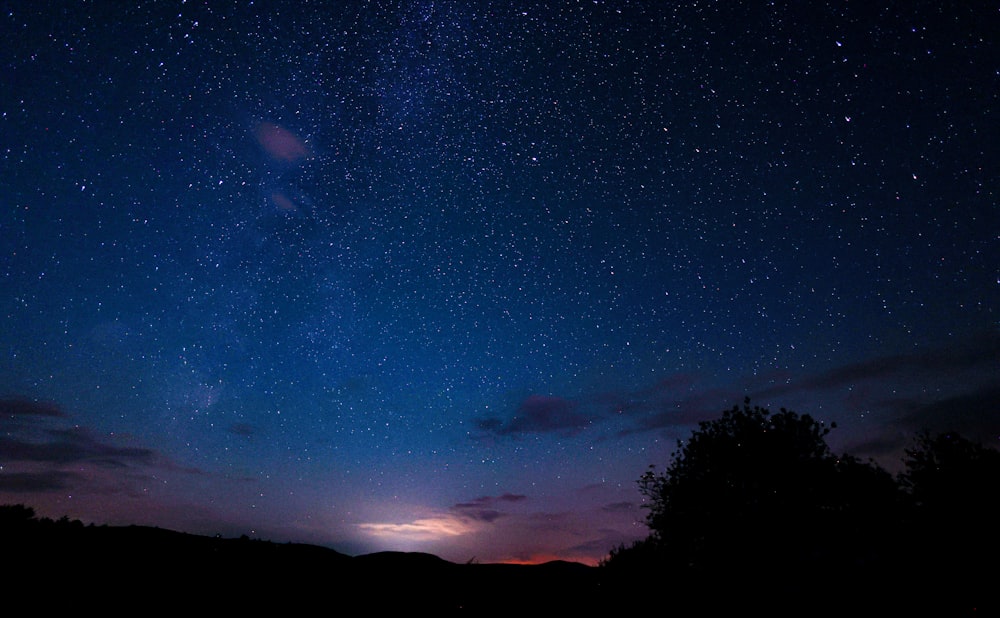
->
(4, 515), (991, 616)
(4, 520), (606, 613)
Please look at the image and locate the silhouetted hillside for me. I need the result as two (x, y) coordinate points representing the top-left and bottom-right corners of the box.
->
(6, 500), (994, 616)
(1, 506), (602, 613)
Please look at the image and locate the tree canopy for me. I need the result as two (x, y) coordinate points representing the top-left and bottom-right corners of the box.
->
(633, 399), (898, 578)
(603, 398), (999, 615)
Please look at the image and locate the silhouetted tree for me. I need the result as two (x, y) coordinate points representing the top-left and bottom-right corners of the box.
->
(897, 430), (1000, 608)
(605, 398), (903, 613)
(0, 503), (37, 528)
(900, 430), (1000, 515)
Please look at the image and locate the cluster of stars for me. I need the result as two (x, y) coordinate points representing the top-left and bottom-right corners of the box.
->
(1, 1), (995, 565)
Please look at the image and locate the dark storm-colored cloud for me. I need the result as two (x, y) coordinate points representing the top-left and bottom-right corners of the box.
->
(0, 470), (79, 492)
(476, 395), (593, 436)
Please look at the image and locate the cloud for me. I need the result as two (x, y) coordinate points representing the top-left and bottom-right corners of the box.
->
(358, 493), (531, 545)
(229, 423), (256, 437)
(756, 331), (1000, 399)
(819, 384), (1000, 474)
(441, 493), (644, 565)
(0, 398), (66, 418)
(353, 487), (647, 566)
(0, 394), (167, 510)
(573, 380), (747, 439)
(356, 493), (530, 551)
(476, 394), (594, 436)
(614, 387), (744, 436)
(0, 399), (89, 465)
(488, 510), (624, 565)
(357, 516), (475, 541)
(481, 333), (999, 445)
(0, 426), (153, 466)
(0, 470), (79, 492)
(893, 385), (1000, 444)
(473, 376), (748, 441)
(253, 121), (310, 163)
(451, 493), (527, 522)
(601, 501), (636, 513)
(452, 493), (526, 507)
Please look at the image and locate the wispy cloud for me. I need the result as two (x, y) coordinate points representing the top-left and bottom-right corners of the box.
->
(0, 427), (154, 466)
(476, 394), (594, 436)
(754, 331), (999, 399)
(0, 396), (174, 500)
(355, 489), (645, 566)
(357, 493), (529, 544)
(0, 470), (80, 492)
(886, 385), (1000, 444)
(0, 398), (65, 418)
(452, 493), (526, 523)
(357, 516), (476, 541)
(229, 423), (256, 437)
(473, 332), (1000, 452)
(601, 501), (636, 513)
(0, 401), (154, 467)
(475, 382), (741, 440)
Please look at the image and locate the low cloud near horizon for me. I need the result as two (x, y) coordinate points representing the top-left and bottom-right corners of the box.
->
(479, 332), (1000, 464)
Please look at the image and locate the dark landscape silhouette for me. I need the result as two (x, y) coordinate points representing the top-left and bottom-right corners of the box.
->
(4, 399), (997, 615)
(2, 503), (600, 613)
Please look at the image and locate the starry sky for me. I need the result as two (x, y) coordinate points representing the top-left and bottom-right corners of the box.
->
(2, 1), (998, 565)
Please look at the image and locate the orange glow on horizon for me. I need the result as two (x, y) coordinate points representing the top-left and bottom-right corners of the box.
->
(499, 553), (599, 567)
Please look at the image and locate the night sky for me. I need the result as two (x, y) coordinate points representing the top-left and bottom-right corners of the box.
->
(2, 1), (998, 565)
